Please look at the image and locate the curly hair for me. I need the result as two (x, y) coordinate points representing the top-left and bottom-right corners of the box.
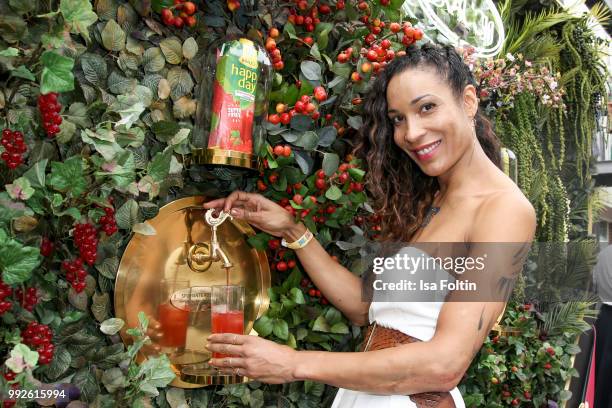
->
(352, 43), (502, 242)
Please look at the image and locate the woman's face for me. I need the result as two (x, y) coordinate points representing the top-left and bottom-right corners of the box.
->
(386, 67), (477, 177)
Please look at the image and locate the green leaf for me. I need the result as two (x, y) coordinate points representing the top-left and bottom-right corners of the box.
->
(273, 319), (289, 340)
(300, 61), (322, 81)
(312, 315), (330, 332)
(48, 155), (88, 196)
(137, 354), (176, 388)
(23, 159), (47, 189)
(91, 292), (111, 322)
(73, 366), (100, 402)
(108, 70), (137, 94)
(254, 315), (273, 337)
(40, 51), (75, 94)
(115, 199), (139, 229)
(6, 177), (34, 200)
(294, 131), (319, 150)
(56, 120), (77, 143)
(347, 115), (363, 130)
(289, 287), (305, 304)
(317, 126), (337, 147)
(80, 53), (108, 86)
(348, 167), (365, 181)
(10, 66), (35, 81)
(325, 185), (342, 201)
(322, 153), (339, 176)
(60, 0), (98, 42)
(310, 43), (321, 61)
(290, 115), (313, 132)
(116, 102), (145, 129)
(284, 23), (298, 40)
(167, 67), (194, 100)
(6, 344), (38, 373)
(45, 346), (71, 380)
(147, 149), (173, 182)
(331, 62), (351, 79)
(0, 229), (41, 285)
(0, 47), (18, 57)
(101, 318), (125, 335)
(143, 47), (166, 72)
(330, 322), (349, 334)
(101, 367), (127, 393)
(101, 19), (126, 51)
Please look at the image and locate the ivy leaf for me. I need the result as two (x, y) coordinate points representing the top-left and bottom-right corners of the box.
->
(347, 115), (363, 130)
(294, 150), (314, 175)
(10, 66), (35, 81)
(147, 149), (173, 182)
(60, 0), (98, 42)
(5, 344), (38, 373)
(6, 177), (35, 200)
(92, 292), (111, 322)
(116, 102), (145, 129)
(101, 367), (127, 393)
(300, 61), (322, 81)
(101, 19), (126, 51)
(47, 156), (87, 197)
(40, 51), (75, 94)
(23, 159), (47, 189)
(330, 322), (349, 334)
(0, 229), (41, 285)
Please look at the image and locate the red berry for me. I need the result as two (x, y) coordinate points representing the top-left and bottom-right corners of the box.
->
(268, 114), (281, 125)
(183, 1), (196, 15)
(308, 288), (316, 297)
(317, 169), (326, 178)
(276, 261), (288, 272)
(315, 178), (326, 189)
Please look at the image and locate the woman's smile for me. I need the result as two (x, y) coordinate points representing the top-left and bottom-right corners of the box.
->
(412, 139), (442, 161)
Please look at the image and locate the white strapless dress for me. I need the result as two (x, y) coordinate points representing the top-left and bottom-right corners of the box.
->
(330, 247), (466, 408)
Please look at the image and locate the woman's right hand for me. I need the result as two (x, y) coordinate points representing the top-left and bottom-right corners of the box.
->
(203, 191), (298, 238)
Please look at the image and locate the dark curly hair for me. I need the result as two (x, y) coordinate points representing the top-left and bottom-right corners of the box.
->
(353, 43), (501, 242)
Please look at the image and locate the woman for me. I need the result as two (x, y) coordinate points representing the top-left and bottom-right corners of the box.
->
(203, 43), (536, 407)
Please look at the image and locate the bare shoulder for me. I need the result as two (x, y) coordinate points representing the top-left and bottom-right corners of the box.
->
(469, 184), (537, 242)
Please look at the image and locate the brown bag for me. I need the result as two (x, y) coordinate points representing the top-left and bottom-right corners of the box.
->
(360, 322), (456, 408)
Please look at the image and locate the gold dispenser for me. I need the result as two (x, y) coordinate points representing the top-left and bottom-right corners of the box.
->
(114, 196), (271, 387)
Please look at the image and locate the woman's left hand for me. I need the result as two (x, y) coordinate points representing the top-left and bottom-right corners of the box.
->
(205, 333), (299, 384)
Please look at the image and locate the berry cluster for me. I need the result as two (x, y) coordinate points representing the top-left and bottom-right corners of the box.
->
(74, 223), (98, 265)
(21, 322), (54, 365)
(1, 129), (27, 169)
(161, 0), (197, 28)
(37, 93), (62, 137)
(272, 144), (292, 158)
(40, 237), (55, 257)
(99, 206), (118, 236)
(268, 88), (328, 125)
(266, 240), (299, 274)
(15, 287), (38, 312)
(287, 0), (324, 32)
(265, 36), (284, 71)
(0, 280), (13, 315)
(61, 258), (88, 293)
(300, 275), (332, 305)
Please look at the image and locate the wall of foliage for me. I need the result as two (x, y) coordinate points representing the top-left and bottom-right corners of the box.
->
(0, 0), (608, 407)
